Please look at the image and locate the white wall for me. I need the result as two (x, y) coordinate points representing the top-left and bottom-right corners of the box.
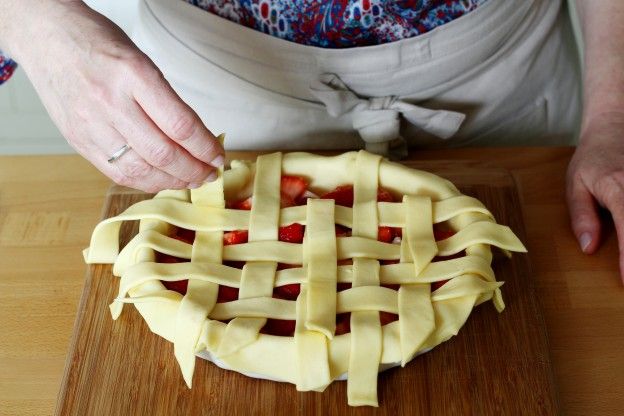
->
(0, 0), (138, 154)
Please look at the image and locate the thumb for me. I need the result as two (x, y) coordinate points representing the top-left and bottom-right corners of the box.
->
(567, 179), (601, 254)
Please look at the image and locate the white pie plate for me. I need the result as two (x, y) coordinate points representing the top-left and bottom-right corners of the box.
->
(197, 347), (433, 382)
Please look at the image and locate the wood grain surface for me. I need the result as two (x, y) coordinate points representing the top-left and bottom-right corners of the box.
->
(54, 162), (557, 415)
(2, 148), (623, 416)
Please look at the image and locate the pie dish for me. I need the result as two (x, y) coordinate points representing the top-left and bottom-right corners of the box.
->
(84, 150), (526, 407)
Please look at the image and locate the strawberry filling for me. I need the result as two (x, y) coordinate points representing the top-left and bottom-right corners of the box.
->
(158, 178), (462, 336)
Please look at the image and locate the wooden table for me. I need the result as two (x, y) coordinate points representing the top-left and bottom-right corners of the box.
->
(0, 147), (622, 416)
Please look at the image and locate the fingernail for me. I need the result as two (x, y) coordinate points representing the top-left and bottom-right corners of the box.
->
(188, 182), (202, 189)
(204, 170), (218, 183)
(210, 154), (224, 168)
(579, 232), (592, 253)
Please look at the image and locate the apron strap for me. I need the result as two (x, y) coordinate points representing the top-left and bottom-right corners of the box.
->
(310, 74), (466, 157)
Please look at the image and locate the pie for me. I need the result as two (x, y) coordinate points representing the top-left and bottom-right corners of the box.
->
(84, 150), (526, 407)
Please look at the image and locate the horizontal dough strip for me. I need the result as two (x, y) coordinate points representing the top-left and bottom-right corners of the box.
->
(431, 274), (503, 301)
(209, 238), (399, 262)
(119, 286), (395, 320)
(85, 196), (495, 263)
(114, 224), (521, 270)
(112, 255), (497, 315)
(116, 276), (501, 322)
(375, 196), (493, 227)
(436, 221), (527, 256)
(380, 256), (496, 284)
(117, 235), (402, 265)
(84, 199), (247, 263)
(111, 261), (242, 319)
(113, 230), (192, 276)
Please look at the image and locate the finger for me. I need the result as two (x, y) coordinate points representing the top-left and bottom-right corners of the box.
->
(113, 100), (217, 184)
(87, 127), (189, 192)
(567, 177), (601, 254)
(598, 181), (624, 284)
(107, 148), (190, 192)
(132, 71), (224, 168)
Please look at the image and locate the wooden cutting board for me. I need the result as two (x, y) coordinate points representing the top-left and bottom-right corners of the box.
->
(55, 161), (558, 415)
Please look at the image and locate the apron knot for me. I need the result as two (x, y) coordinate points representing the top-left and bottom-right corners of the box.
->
(310, 73), (466, 157)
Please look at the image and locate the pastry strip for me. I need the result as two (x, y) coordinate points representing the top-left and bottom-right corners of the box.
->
(248, 152), (282, 241)
(348, 259), (382, 407)
(296, 285), (331, 391)
(85, 196), (499, 263)
(111, 254), (496, 317)
(304, 199), (338, 338)
(218, 153), (282, 357)
(348, 151), (383, 406)
(216, 262), (277, 357)
(173, 167), (224, 387)
(402, 196), (438, 275)
(398, 284), (434, 366)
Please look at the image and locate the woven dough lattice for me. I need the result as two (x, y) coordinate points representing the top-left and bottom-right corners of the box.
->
(84, 150), (526, 407)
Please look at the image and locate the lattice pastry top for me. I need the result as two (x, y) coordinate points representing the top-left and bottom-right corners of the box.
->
(84, 150), (526, 407)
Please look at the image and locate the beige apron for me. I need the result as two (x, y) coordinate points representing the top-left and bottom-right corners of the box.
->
(132, 0), (581, 154)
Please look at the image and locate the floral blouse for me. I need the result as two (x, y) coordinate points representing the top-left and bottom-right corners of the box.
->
(0, 0), (487, 84)
(184, 0), (487, 48)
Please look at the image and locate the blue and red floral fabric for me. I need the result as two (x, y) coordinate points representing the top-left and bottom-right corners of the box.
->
(185, 0), (487, 48)
(0, 52), (17, 85)
(0, 1), (486, 85)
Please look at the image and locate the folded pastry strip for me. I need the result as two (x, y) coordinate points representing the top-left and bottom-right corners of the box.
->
(217, 152), (281, 358)
(174, 164), (224, 387)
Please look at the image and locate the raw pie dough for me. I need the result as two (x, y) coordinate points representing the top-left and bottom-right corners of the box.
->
(84, 150), (526, 407)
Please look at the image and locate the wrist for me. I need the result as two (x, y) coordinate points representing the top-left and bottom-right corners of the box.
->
(578, 110), (624, 147)
(580, 64), (624, 145)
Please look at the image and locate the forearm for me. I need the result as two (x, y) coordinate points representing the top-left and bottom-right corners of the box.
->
(0, 1), (41, 55)
(575, 0), (624, 138)
(0, 0), (82, 60)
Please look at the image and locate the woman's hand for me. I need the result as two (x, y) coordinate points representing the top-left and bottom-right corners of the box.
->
(0, 0), (224, 192)
(567, 112), (624, 283)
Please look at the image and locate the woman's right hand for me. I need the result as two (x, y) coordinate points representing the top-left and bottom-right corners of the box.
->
(0, 0), (224, 192)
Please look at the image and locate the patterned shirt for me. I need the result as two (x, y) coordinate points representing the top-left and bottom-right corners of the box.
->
(0, 51), (17, 85)
(0, 1), (486, 85)
(185, 0), (488, 48)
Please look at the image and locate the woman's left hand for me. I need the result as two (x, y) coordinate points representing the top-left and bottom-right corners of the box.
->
(566, 112), (624, 283)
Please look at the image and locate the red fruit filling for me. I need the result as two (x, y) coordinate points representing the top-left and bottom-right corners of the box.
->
(432, 227), (464, 264)
(161, 279), (188, 295)
(431, 279), (451, 291)
(320, 184), (354, 207)
(320, 184), (395, 208)
(281, 175), (308, 205)
(173, 227), (196, 244)
(273, 283), (301, 300)
(217, 285), (239, 303)
(335, 224), (351, 237)
(260, 319), (296, 337)
(377, 226), (394, 243)
(433, 229), (456, 241)
(278, 222), (305, 243)
(230, 197), (252, 210)
(229, 175), (309, 210)
(223, 229), (249, 245)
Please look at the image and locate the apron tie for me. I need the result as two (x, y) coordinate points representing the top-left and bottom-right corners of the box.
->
(310, 74), (466, 157)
